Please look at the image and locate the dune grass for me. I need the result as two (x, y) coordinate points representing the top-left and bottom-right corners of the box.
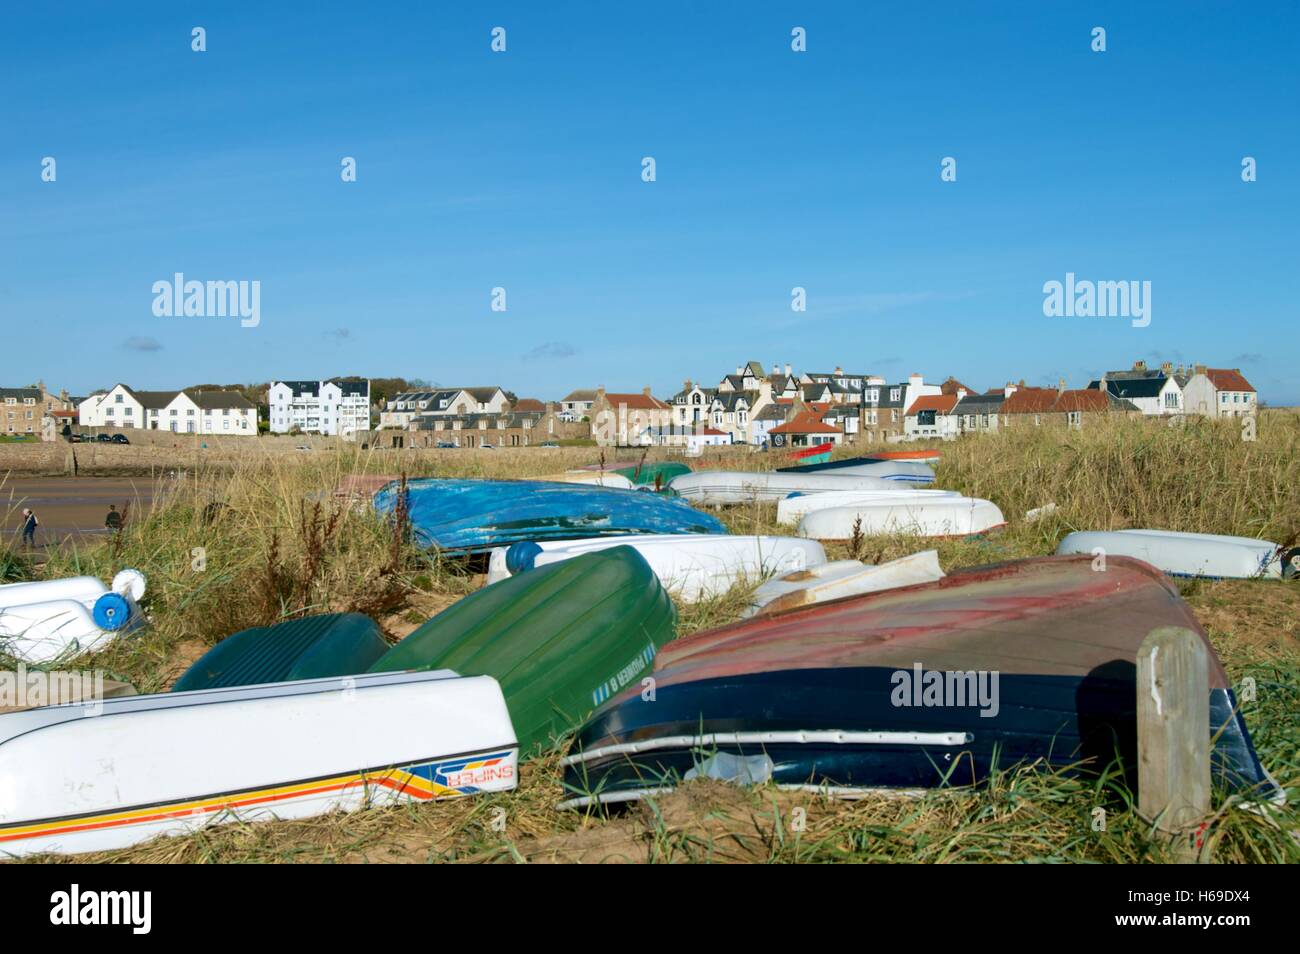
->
(2, 414), (1298, 863)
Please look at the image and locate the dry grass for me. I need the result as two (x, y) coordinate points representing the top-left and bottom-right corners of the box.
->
(2, 415), (1298, 863)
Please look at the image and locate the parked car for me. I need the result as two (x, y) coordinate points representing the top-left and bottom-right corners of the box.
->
(435, 441), (457, 449)
(95, 434), (113, 443)
(539, 441), (560, 448)
(110, 434), (130, 445)
(479, 443), (496, 450)
(67, 434), (82, 443)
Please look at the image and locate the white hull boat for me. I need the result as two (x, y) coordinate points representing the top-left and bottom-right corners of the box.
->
(741, 551), (945, 617)
(798, 498), (1006, 540)
(487, 534), (828, 601)
(776, 489), (960, 525)
(783, 460), (936, 482)
(1056, 530), (1298, 580)
(0, 570), (147, 664)
(539, 471), (636, 490)
(0, 670), (517, 858)
(668, 471), (904, 505)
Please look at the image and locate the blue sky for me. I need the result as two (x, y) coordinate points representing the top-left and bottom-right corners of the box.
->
(3, 2), (1297, 402)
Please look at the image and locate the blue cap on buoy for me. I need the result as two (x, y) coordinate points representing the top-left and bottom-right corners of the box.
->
(505, 541), (543, 575)
(92, 592), (132, 631)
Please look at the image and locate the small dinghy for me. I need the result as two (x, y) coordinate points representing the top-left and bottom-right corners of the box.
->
(537, 471), (637, 490)
(667, 471), (905, 505)
(742, 551), (945, 618)
(0, 570), (146, 664)
(170, 613), (392, 692)
(0, 670), (517, 858)
(374, 478), (724, 553)
(370, 547), (676, 753)
(798, 498), (1005, 540)
(485, 534), (828, 601)
(1056, 530), (1298, 581)
(560, 555), (1282, 808)
(777, 458), (936, 483)
(776, 488), (960, 525)
(580, 461), (692, 488)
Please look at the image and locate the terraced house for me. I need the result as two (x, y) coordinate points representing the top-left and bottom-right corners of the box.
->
(2, 382), (72, 436)
(78, 383), (256, 435)
(380, 386), (512, 429)
(590, 387), (673, 446)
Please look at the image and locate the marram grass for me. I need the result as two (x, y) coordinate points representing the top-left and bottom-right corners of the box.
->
(1, 414), (1297, 862)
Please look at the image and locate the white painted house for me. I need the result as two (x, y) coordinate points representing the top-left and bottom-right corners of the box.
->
(270, 380), (371, 436)
(1181, 367), (1257, 417)
(168, 390), (258, 435)
(79, 384), (256, 435)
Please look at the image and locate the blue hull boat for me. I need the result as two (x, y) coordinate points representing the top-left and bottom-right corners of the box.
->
(374, 478), (727, 554)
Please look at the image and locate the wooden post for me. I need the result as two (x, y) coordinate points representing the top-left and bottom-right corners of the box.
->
(1137, 626), (1211, 862)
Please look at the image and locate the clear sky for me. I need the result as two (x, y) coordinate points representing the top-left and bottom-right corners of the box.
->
(3, 2), (1297, 402)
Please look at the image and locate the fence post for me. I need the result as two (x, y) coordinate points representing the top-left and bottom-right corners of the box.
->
(1137, 626), (1211, 862)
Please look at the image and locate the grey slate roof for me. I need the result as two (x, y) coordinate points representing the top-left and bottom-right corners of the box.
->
(952, 393), (1006, 414)
(1103, 378), (1166, 400)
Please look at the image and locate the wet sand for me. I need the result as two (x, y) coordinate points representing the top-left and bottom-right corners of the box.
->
(0, 477), (160, 547)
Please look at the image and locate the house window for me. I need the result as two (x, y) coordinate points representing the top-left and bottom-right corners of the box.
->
(1068, 411), (1082, 428)
(115, 394), (123, 403)
(890, 388), (900, 402)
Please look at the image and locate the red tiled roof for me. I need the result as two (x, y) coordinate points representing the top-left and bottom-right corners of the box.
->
(1053, 389), (1111, 412)
(602, 392), (669, 410)
(1205, 369), (1255, 393)
(513, 398), (545, 412)
(1002, 388), (1060, 414)
(699, 427), (727, 436)
(770, 411), (841, 435)
(905, 394), (959, 416)
(940, 377), (976, 395)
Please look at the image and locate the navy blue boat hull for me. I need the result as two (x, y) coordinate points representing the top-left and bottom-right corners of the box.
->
(562, 666), (1278, 804)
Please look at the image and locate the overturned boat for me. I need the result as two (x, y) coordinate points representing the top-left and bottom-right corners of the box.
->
(560, 555), (1281, 808)
(0, 670), (517, 858)
(373, 478), (724, 553)
(777, 458), (936, 483)
(1056, 530), (1298, 581)
(485, 534), (827, 601)
(798, 498), (1005, 540)
(668, 470), (908, 505)
(742, 551), (945, 618)
(371, 546), (676, 753)
(0, 569), (147, 665)
(776, 488), (959, 525)
(170, 613), (391, 692)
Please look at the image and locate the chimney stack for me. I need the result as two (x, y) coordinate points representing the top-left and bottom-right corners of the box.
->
(1057, 378), (1066, 394)
(642, 386), (652, 398)
(785, 363), (792, 376)
(1161, 361), (1172, 375)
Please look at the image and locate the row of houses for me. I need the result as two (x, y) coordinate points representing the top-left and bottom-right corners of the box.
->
(78, 384), (258, 435)
(575, 359), (1260, 447)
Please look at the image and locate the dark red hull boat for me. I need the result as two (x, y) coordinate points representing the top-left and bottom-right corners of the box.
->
(561, 555), (1282, 808)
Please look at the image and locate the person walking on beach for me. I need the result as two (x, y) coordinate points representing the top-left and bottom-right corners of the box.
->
(19, 508), (38, 549)
(104, 504), (123, 532)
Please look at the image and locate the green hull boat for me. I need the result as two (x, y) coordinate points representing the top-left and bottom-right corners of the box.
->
(613, 462), (692, 489)
(370, 546), (677, 753)
(171, 613), (391, 692)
